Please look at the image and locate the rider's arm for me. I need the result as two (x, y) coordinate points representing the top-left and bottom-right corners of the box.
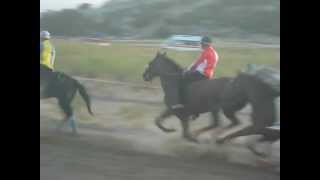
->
(203, 51), (218, 78)
(188, 53), (202, 71)
(40, 43), (44, 55)
(50, 46), (56, 67)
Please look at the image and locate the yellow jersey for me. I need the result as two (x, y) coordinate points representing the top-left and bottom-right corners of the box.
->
(40, 40), (55, 70)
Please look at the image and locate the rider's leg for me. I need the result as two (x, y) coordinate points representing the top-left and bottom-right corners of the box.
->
(40, 64), (55, 83)
(180, 71), (208, 119)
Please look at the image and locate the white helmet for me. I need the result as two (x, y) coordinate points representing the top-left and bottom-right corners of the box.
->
(40, 31), (51, 39)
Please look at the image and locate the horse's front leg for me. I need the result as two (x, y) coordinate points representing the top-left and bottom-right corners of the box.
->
(193, 109), (220, 137)
(155, 108), (176, 133)
(180, 118), (199, 143)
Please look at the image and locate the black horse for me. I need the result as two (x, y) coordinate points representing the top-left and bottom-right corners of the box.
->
(215, 65), (280, 158)
(192, 69), (280, 158)
(143, 52), (246, 142)
(215, 72), (280, 145)
(40, 65), (93, 134)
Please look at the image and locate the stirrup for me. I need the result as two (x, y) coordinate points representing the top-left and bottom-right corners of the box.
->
(191, 114), (199, 120)
(171, 104), (184, 109)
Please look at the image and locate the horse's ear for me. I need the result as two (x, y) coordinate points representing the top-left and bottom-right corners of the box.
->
(157, 49), (167, 57)
(236, 70), (243, 75)
(162, 52), (167, 56)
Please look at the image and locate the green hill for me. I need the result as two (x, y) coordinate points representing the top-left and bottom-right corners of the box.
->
(41, 0), (279, 41)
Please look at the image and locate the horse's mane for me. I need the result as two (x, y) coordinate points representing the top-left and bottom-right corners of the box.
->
(238, 72), (262, 82)
(239, 72), (271, 83)
(161, 55), (184, 72)
(237, 72), (280, 94)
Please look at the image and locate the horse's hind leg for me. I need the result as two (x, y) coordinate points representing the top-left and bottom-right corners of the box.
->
(247, 136), (270, 158)
(222, 99), (247, 129)
(155, 109), (175, 133)
(247, 128), (280, 157)
(216, 125), (261, 145)
(223, 108), (241, 130)
(57, 98), (77, 135)
(193, 109), (220, 137)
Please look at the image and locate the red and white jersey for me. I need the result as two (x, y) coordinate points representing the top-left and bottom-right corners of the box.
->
(189, 46), (219, 79)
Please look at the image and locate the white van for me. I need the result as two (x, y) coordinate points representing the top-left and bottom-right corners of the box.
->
(162, 35), (202, 51)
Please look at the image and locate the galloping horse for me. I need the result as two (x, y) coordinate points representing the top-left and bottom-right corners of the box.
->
(40, 65), (93, 134)
(215, 72), (280, 144)
(143, 52), (280, 158)
(142, 52), (247, 142)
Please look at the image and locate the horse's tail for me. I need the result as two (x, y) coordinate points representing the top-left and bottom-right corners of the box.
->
(76, 81), (94, 116)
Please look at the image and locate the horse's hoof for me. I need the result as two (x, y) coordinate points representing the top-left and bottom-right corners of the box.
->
(163, 128), (177, 133)
(214, 128), (224, 135)
(216, 138), (225, 145)
(55, 126), (63, 133)
(247, 144), (268, 158)
(188, 139), (199, 144)
(192, 130), (202, 138)
(156, 122), (176, 133)
(255, 158), (276, 169)
(185, 136), (199, 143)
(71, 132), (79, 137)
(190, 114), (199, 120)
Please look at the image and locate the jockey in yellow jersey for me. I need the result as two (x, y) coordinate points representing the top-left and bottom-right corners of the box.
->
(40, 31), (55, 71)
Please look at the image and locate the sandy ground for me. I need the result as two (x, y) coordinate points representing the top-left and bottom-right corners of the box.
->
(40, 82), (280, 180)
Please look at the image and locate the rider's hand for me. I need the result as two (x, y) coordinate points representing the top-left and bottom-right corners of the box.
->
(182, 69), (189, 76)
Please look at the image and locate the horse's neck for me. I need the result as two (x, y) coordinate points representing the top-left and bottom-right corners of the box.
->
(163, 57), (183, 73)
(159, 76), (181, 95)
(158, 58), (183, 94)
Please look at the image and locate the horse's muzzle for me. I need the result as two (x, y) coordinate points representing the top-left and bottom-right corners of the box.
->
(143, 71), (152, 82)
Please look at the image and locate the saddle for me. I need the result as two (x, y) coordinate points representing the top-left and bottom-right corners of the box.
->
(246, 64), (280, 93)
(40, 65), (54, 83)
(40, 65), (67, 90)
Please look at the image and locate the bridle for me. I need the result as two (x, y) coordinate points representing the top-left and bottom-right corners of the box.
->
(145, 63), (182, 79)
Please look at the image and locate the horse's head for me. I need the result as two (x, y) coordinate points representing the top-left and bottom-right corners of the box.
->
(143, 51), (167, 82)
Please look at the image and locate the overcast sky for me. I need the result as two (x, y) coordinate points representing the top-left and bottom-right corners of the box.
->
(40, 0), (110, 12)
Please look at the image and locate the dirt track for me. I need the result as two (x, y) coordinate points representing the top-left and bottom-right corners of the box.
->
(41, 129), (279, 180)
(40, 83), (280, 180)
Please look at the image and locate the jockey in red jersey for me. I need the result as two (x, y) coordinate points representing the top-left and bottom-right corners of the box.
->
(171, 36), (219, 115)
(183, 36), (219, 83)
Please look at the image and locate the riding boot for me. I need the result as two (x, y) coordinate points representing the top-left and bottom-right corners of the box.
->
(171, 106), (186, 119)
(178, 87), (199, 120)
(190, 114), (199, 120)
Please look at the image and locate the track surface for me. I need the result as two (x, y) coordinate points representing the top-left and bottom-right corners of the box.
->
(41, 84), (279, 180)
(40, 125), (279, 180)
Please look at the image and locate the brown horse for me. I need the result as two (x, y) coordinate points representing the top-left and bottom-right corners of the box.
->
(143, 52), (246, 142)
